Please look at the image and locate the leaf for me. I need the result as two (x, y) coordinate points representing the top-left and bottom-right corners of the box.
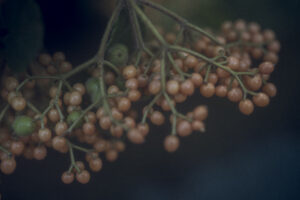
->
(1, 0), (44, 72)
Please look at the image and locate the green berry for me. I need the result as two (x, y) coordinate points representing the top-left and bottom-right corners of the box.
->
(85, 78), (99, 95)
(107, 44), (129, 66)
(12, 116), (35, 136)
(67, 111), (84, 128)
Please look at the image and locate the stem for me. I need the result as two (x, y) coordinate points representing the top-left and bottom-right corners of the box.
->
(129, 0), (166, 45)
(167, 52), (190, 80)
(27, 102), (41, 114)
(139, 0), (222, 45)
(96, 1), (123, 63)
(141, 93), (162, 124)
(0, 104), (9, 124)
(0, 145), (11, 155)
(67, 141), (80, 173)
(104, 60), (120, 75)
(71, 144), (92, 153)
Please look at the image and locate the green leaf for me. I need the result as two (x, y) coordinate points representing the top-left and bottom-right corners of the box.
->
(1, 0), (44, 72)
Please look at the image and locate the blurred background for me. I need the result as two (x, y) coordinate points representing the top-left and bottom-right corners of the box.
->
(0, 0), (300, 199)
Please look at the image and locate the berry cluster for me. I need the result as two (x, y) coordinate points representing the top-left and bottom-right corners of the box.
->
(0, 0), (279, 185)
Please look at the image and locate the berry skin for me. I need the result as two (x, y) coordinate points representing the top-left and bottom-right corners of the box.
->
(12, 116), (35, 136)
(164, 135), (180, 153)
(10, 141), (25, 155)
(166, 80), (180, 95)
(239, 99), (254, 115)
(127, 129), (144, 144)
(33, 146), (47, 160)
(89, 158), (103, 172)
(227, 88), (243, 102)
(0, 158), (16, 175)
(150, 111), (165, 126)
(122, 65), (137, 79)
(61, 171), (74, 184)
(177, 120), (192, 137)
(262, 83), (277, 97)
(105, 149), (118, 162)
(180, 80), (195, 96)
(11, 96), (26, 111)
(259, 62), (274, 74)
(107, 44), (129, 66)
(200, 83), (215, 98)
(38, 128), (52, 142)
(252, 93), (270, 107)
(193, 106), (208, 121)
(118, 97), (131, 112)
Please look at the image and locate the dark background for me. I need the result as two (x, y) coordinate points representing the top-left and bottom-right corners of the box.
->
(1, 0), (300, 199)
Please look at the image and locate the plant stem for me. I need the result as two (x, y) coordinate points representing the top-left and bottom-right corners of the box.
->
(0, 104), (9, 124)
(138, 0), (222, 45)
(129, 0), (166, 45)
(0, 145), (11, 155)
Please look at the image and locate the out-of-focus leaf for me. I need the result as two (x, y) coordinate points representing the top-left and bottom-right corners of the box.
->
(1, 0), (44, 72)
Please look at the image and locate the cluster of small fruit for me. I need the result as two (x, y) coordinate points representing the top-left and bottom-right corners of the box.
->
(0, 19), (279, 184)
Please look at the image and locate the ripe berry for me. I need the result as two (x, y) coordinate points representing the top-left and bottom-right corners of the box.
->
(200, 83), (215, 98)
(61, 171), (74, 184)
(89, 158), (103, 172)
(166, 80), (180, 95)
(0, 158), (16, 175)
(10, 141), (25, 156)
(69, 91), (82, 106)
(38, 128), (52, 142)
(148, 80), (161, 95)
(127, 129), (144, 144)
(259, 62), (274, 74)
(252, 93), (270, 107)
(180, 80), (195, 96)
(227, 88), (243, 102)
(215, 85), (228, 97)
(76, 170), (91, 184)
(11, 96), (26, 111)
(122, 65), (137, 79)
(55, 122), (68, 136)
(262, 83), (277, 97)
(83, 122), (96, 135)
(239, 99), (254, 115)
(193, 106), (208, 121)
(177, 120), (192, 137)
(118, 97), (131, 112)
(164, 135), (180, 153)
(52, 136), (67, 151)
(150, 111), (165, 126)
(105, 149), (118, 162)
(33, 146), (47, 160)
(191, 73), (203, 87)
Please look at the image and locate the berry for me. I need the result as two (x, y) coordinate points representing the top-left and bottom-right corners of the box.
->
(164, 135), (180, 153)
(252, 93), (270, 107)
(12, 116), (35, 136)
(0, 158), (16, 175)
(61, 171), (74, 184)
(107, 44), (129, 66)
(239, 99), (254, 115)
